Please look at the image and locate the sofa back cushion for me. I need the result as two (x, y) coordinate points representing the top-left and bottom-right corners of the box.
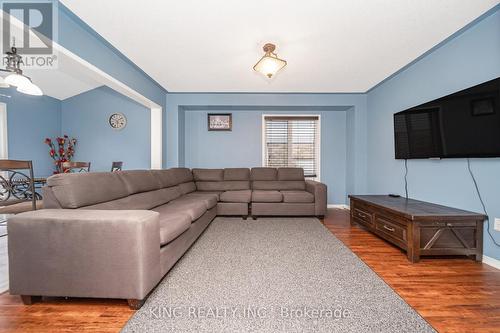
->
(194, 168), (250, 191)
(192, 168), (223, 181)
(117, 170), (162, 194)
(224, 168), (250, 181)
(179, 182), (197, 194)
(278, 168), (304, 181)
(81, 186), (182, 210)
(251, 167), (277, 181)
(168, 168), (194, 185)
(251, 167), (305, 191)
(46, 172), (129, 209)
(196, 181), (249, 191)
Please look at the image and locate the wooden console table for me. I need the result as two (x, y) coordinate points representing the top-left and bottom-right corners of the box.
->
(348, 195), (486, 263)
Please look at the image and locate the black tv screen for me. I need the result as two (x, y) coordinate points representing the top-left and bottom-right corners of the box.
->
(394, 77), (500, 159)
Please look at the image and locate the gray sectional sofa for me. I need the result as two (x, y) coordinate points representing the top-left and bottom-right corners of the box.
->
(8, 167), (326, 309)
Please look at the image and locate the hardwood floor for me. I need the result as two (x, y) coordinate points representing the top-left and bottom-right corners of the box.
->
(324, 209), (500, 333)
(0, 209), (498, 332)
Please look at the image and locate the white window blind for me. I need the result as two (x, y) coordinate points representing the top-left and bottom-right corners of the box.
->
(263, 115), (319, 178)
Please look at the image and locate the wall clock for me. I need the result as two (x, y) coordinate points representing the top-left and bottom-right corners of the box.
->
(109, 112), (127, 130)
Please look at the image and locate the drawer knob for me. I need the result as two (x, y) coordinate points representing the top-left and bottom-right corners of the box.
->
(383, 225), (395, 232)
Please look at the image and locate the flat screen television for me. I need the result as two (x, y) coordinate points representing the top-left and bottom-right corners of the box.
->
(394, 77), (500, 159)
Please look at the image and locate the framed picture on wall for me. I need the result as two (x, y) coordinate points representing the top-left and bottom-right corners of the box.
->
(208, 113), (232, 131)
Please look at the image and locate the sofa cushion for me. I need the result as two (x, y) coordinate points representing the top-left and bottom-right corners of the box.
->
(46, 172), (128, 209)
(219, 190), (251, 203)
(224, 168), (250, 181)
(196, 181), (250, 191)
(81, 187), (181, 211)
(169, 168), (193, 185)
(157, 212), (191, 246)
(252, 180), (306, 191)
(192, 169), (224, 181)
(251, 190), (283, 203)
(183, 192), (218, 209)
(152, 169), (178, 188)
(154, 197), (206, 221)
(117, 170), (162, 194)
(278, 168), (304, 181)
(178, 182), (196, 195)
(281, 190), (315, 203)
(251, 167), (277, 181)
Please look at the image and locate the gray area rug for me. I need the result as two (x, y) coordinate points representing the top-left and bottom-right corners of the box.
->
(122, 217), (435, 332)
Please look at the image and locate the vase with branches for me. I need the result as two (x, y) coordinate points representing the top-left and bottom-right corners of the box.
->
(44, 135), (77, 174)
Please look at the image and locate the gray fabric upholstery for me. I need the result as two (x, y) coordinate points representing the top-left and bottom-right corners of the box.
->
(47, 172), (129, 209)
(159, 207), (216, 276)
(251, 167), (277, 181)
(168, 168), (193, 185)
(41, 186), (62, 208)
(306, 180), (327, 216)
(196, 180), (250, 191)
(251, 190), (283, 203)
(183, 192), (219, 209)
(10, 167), (327, 306)
(278, 168), (304, 181)
(192, 169), (224, 181)
(216, 202), (248, 216)
(252, 203), (315, 216)
(158, 212), (191, 246)
(252, 180), (306, 191)
(151, 169), (178, 188)
(118, 170), (162, 194)
(178, 182), (196, 195)
(281, 190), (315, 203)
(154, 197), (206, 221)
(224, 168), (250, 180)
(8, 209), (161, 300)
(219, 190), (251, 203)
(82, 187), (182, 211)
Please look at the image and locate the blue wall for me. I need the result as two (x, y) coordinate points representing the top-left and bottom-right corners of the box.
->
(165, 93), (368, 198)
(61, 86), (150, 171)
(184, 109), (348, 204)
(366, 9), (500, 260)
(0, 87), (61, 176)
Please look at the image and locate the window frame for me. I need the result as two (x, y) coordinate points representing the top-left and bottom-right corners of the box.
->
(261, 114), (321, 181)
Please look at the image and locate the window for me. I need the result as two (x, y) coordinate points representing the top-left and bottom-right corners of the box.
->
(262, 115), (320, 179)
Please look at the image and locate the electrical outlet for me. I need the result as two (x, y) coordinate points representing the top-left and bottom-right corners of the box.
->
(495, 218), (500, 232)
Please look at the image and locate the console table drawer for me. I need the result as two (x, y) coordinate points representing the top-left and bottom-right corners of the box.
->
(375, 217), (407, 242)
(352, 206), (373, 227)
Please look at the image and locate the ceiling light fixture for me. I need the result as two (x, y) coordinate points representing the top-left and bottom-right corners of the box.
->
(253, 43), (287, 79)
(0, 46), (43, 96)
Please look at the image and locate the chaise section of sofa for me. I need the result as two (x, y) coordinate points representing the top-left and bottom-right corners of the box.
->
(8, 166), (327, 309)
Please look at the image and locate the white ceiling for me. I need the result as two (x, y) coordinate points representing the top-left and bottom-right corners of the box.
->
(23, 54), (101, 100)
(61, 0), (499, 93)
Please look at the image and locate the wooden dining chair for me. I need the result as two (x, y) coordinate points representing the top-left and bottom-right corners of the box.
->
(111, 161), (123, 172)
(62, 161), (91, 173)
(0, 159), (36, 211)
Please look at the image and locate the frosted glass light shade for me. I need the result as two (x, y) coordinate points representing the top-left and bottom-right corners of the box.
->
(17, 82), (43, 96)
(5, 73), (31, 87)
(253, 55), (287, 78)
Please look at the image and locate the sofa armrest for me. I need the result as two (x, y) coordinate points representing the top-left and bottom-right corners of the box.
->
(8, 209), (161, 300)
(305, 180), (327, 217)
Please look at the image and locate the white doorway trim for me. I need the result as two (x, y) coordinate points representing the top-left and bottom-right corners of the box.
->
(5, 12), (163, 168)
(0, 103), (7, 159)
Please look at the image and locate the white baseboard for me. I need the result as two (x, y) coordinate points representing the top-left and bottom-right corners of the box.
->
(327, 204), (350, 210)
(483, 255), (500, 270)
